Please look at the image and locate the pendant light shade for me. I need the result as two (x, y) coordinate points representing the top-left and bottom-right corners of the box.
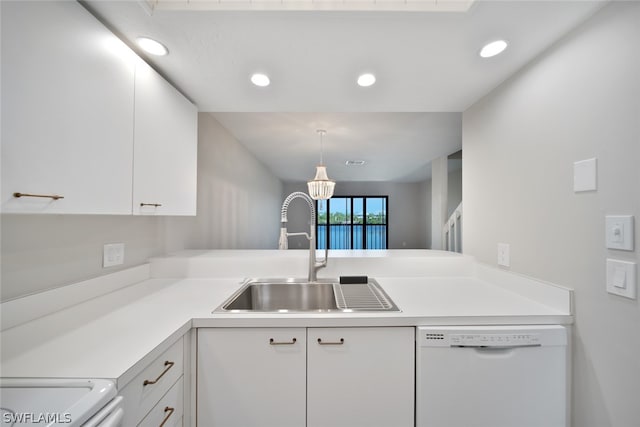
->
(308, 165), (336, 200)
(307, 130), (335, 200)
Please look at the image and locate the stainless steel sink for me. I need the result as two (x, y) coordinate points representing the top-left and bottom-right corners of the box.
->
(214, 278), (400, 313)
(224, 280), (337, 311)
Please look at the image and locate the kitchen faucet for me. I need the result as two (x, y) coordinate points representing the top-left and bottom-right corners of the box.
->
(278, 191), (328, 282)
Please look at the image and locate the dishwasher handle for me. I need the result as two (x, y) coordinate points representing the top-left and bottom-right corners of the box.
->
(452, 344), (542, 350)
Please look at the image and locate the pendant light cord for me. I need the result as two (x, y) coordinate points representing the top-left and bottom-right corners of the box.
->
(317, 129), (326, 166)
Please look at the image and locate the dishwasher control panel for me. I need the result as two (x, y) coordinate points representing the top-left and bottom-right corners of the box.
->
(418, 326), (567, 348)
(449, 333), (541, 347)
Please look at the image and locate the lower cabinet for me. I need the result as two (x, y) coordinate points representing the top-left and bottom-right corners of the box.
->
(197, 327), (414, 427)
(197, 328), (306, 427)
(306, 327), (415, 427)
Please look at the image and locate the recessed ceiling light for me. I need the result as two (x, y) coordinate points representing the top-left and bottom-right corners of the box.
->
(357, 73), (376, 87)
(480, 40), (508, 58)
(345, 160), (366, 166)
(250, 73), (270, 87)
(136, 37), (169, 56)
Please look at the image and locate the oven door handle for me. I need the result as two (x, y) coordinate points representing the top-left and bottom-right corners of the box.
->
(97, 407), (124, 427)
(82, 396), (124, 427)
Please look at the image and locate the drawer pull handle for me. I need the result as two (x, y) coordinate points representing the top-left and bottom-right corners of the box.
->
(159, 406), (175, 427)
(13, 192), (64, 200)
(143, 361), (175, 386)
(140, 203), (162, 207)
(317, 338), (344, 345)
(269, 338), (297, 345)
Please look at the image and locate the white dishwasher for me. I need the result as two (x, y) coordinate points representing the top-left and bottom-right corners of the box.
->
(416, 325), (569, 427)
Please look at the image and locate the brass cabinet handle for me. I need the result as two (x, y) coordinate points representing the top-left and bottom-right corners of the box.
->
(317, 338), (345, 345)
(159, 406), (175, 427)
(13, 192), (64, 200)
(143, 361), (174, 386)
(140, 203), (162, 207)
(269, 338), (297, 345)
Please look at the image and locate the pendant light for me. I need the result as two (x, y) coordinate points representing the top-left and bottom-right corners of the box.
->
(307, 129), (336, 200)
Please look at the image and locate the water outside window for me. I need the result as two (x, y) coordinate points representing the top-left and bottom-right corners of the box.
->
(317, 196), (387, 250)
(366, 197), (387, 249)
(353, 198), (364, 250)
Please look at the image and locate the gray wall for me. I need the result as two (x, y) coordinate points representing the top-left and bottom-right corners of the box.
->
(0, 113), (283, 301)
(463, 2), (639, 426)
(420, 167), (458, 250)
(447, 166), (462, 218)
(0, 214), (165, 301)
(165, 113), (283, 251)
(282, 181), (429, 249)
(420, 179), (432, 249)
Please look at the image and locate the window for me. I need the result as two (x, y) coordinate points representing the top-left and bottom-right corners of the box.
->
(317, 196), (388, 249)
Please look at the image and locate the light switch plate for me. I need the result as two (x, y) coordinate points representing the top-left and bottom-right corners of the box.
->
(606, 259), (636, 299)
(497, 243), (510, 267)
(605, 215), (634, 250)
(103, 243), (125, 268)
(573, 158), (597, 192)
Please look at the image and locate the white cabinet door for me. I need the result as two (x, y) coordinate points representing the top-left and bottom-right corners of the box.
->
(197, 328), (306, 427)
(307, 327), (415, 427)
(133, 62), (197, 216)
(1, 1), (135, 214)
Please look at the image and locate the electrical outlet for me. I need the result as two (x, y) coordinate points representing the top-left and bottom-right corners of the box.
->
(497, 243), (510, 267)
(103, 243), (125, 268)
(605, 215), (634, 251)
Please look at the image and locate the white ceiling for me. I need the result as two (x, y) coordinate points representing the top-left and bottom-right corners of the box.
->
(211, 112), (461, 182)
(85, 0), (606, 182)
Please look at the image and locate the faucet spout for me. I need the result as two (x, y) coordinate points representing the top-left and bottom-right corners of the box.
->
(279, 191), (328, 282)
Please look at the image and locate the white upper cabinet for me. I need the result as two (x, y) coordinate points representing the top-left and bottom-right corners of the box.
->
(1, 1), (198, 216)
(1, 1), (136, 214)
(133, 62), (198, 216)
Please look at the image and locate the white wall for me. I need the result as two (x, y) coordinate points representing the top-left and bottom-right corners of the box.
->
(447, 166), (462, 217)
(282, 181), (429, 249)
(0, 113), (283, 301)
(463, 2), (639, 426)
(430, 156), (448, 250)
(420, 179), (432, 249)
(165, 113), (283, 251)
(428, 165), (462, 251)
(0, 215), (165, 301)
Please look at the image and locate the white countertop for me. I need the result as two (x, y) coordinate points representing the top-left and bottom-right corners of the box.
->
(0, 250), (572, 387)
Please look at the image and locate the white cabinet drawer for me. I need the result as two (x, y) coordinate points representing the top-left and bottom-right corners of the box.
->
(121, 338), (184, 425)
(138, 376), (184, 427)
